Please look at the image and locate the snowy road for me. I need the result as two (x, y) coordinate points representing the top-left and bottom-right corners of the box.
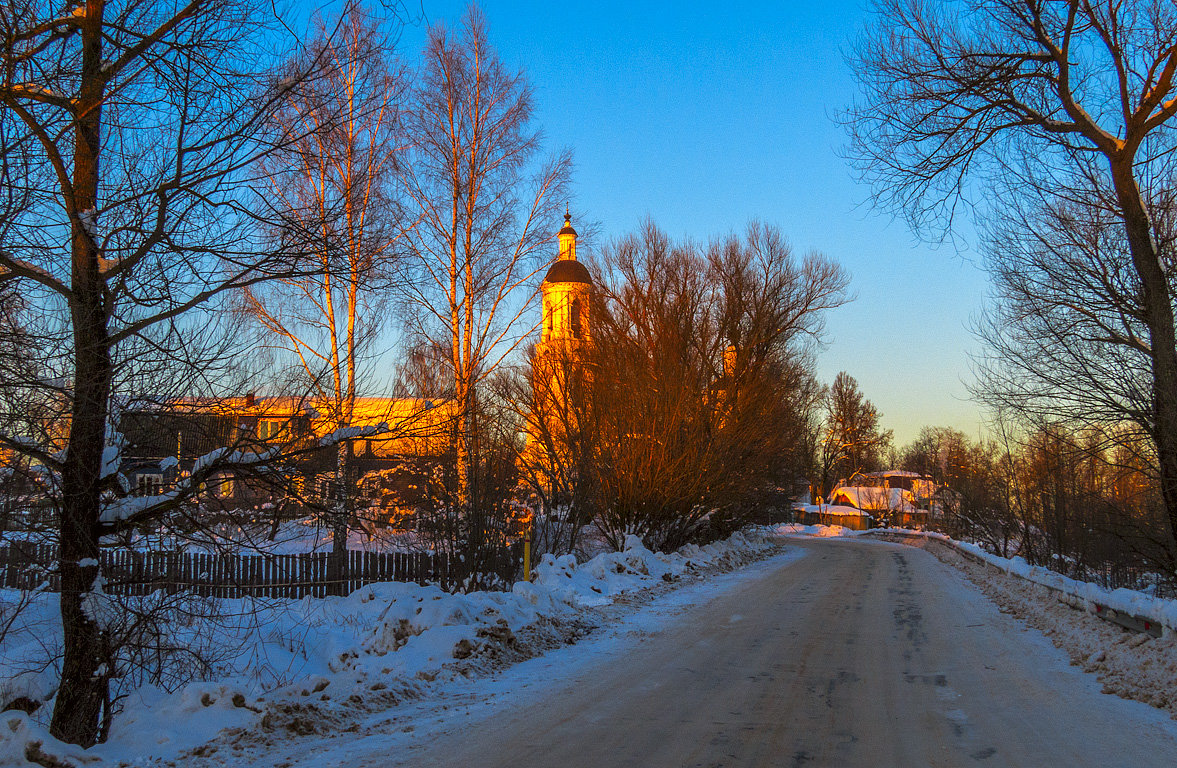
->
(268, 538), (1177, 768)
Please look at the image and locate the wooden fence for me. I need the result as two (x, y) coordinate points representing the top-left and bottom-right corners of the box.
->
(0, 541), (522, 598)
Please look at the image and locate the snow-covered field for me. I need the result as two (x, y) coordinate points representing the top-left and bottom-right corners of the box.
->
(0, 528), (786, 767)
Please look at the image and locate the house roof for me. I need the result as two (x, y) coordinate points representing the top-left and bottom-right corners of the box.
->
(831, 486), (915, 512)
(119, 396), (458, 462)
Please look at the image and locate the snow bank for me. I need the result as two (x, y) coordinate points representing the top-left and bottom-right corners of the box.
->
(774, 522), (862, 537)
(791, 503), (870, 518)
(526, 530), (772, 608)
(939, 544), (1177, 719)
(0, 713), (93, 768)
(0, 526), (785, 766)
(870, 528), (1177, 636)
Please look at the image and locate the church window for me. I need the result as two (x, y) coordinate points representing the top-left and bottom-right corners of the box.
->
(571, 298), (582, 337)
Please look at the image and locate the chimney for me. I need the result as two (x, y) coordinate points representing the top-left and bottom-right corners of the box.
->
(245, 392), (256, 408)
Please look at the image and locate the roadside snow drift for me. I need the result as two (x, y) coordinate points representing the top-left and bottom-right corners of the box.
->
(0, 528), (782, 767)
(869, 528), (1177, 636)
(838, 527), (1177, 721)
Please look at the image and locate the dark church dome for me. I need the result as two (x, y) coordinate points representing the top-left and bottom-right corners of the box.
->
(543, 259), (592, 284)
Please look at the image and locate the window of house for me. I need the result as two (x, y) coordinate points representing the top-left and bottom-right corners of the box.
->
(318, 477), (335, 501)
(136, 474), (163, 497)
(214, 473), (234, 498)
(258, 419), (284, 440)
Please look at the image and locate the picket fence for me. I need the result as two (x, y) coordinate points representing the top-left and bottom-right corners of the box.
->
(0, 541), (521, 598)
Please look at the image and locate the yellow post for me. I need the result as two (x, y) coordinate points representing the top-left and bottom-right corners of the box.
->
(522, 513), (533, 582)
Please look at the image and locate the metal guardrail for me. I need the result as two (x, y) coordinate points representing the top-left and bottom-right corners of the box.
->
(862, 530), (1168, 638)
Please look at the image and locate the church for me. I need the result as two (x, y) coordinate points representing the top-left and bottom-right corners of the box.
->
(525, 211), (594, 475)
(537, 211), (591, 362)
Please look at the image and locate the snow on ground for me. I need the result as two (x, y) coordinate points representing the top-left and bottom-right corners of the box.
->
(790, 503), (869, 518)
(182, 544), (814, 768)
(930, 543), (1177, 719)
(160, 519), (422, 555)
(0, 528), (789, 767)
(3, 518), (426, 555)
(927, 533), (1177, 630)
(781, 523), (1177, 719)
(775, 522), (863, 537)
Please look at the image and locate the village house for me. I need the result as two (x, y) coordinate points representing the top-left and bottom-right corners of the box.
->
(827, 470), (934, 528)
(117, 394), (457, 518)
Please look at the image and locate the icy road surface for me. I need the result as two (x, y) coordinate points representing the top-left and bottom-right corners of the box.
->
(264, 539), (1177, 768)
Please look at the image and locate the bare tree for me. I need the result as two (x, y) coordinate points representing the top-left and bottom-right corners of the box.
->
(900, 425), (1020, 554)
(503, 343), (598, 559)
(901, 425), (972, 487)
(707, 223), (850, 512)
(587, 224), (715, 550)
(588, 222), (849, 549)
(898, 416), (1173, 584)
(0, 0), (343, 746)
(243, 4), (407, 595)
(971, 179), (1174, 461)
(398, 8), (570, 575)
(847, 0), (1177, 563)
(816, 372), (892, 498)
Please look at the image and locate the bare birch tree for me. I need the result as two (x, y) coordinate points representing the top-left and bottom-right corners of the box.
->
(399, 8), (570, 568)
(0, 0), (339, 746)
(846, 0), (1177, 563)
(243, 5), (407, 594)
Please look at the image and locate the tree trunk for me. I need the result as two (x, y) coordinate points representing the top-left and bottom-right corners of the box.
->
(329, 439), (350, 597)
(1111, 159), (1177, 570)
(50, 0), (110, 747)
(52, 309), (111, 746)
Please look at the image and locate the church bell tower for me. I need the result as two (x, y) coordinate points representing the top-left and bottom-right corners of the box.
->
(538, 209), (592, 353)
(525, 211), (594, 473)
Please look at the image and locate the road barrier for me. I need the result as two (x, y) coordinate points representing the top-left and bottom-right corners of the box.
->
(862, 529), (1173, 639)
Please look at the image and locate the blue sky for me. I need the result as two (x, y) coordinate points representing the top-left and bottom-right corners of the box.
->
(395, 0), (991, 446)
